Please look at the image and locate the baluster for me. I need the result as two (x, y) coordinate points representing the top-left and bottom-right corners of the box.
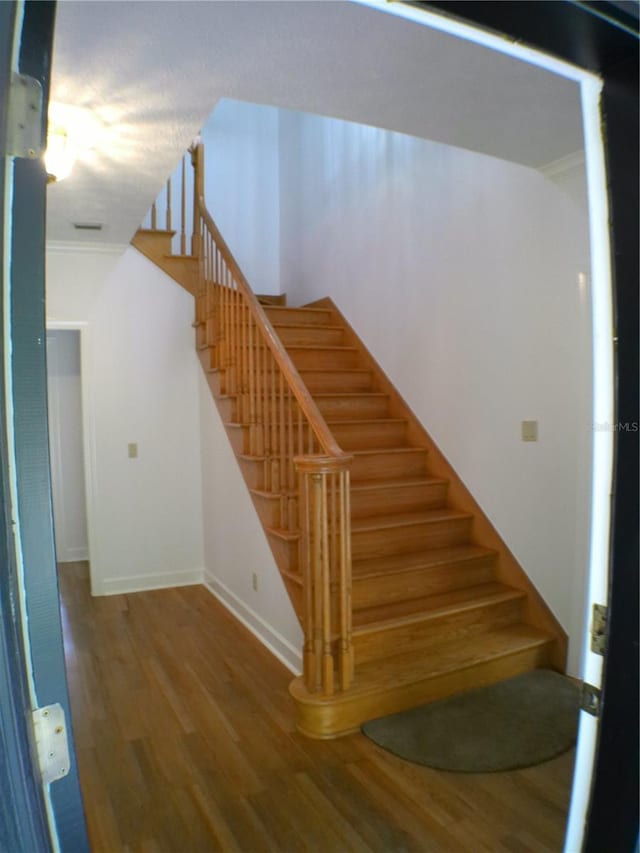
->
(191, 143), (203, 257)
(287, 388), (295, 530)
(180, 156), (187, 255)
(256, 334), (264, 457)
(165, 176), (172, 232)
(248, 317), (256, 454)
(300, 473), (315, 691)
(339, 468), (353, 688)
(312, 472), (324, 691)
(270, 353), (278, 492)
(330, 471), (338, 628)
(279, 372), (286, 523)
(320, 474), (334, 694)
(151, 201), (157, 230)
(231, 278), (237, 397)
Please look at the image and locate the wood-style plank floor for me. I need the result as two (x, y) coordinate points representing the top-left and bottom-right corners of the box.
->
(59, 562), (574, 853)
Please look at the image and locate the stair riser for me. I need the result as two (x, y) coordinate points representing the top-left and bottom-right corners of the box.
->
(352, 556), (497, 609)
(217, 396), (234, 423)
(330, 421), (407, 451)
(351, 451), (428, 481)
(263, 307), (334, 326)
(252, 492), (299, 530)
(238, 456), (265, 490)
(350, 482), (448, 518)
(354, 597), (525, 663)
(274, 326), (345, 347)
(315, 395), (390, 420)
(300, 371), (373, 393)
(251, 493), (281, 528)
(352, 517), (472, 560)
(227, 424), (247, 456)
(288, 348), (360, 370)
(267, 532), (299, 573)
(291, 643), (554, 739)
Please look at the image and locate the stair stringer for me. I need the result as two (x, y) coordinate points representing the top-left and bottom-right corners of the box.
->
(197, 350), (305, 622)
(307, 296), (568, 672)
(131, 229), (198, 295)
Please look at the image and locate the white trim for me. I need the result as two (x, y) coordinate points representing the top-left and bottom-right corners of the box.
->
(350, 0), (601, 84)
(96, 567), (204, 597)
(539, 149), (586, 179)
(563, 74), (615, 853)
(45, 321), (99, 595)
(204, 572), (303, 676)
(7, 3), (59, 848)
(57, 547), (89, 563)
(45, 240), (127, 256)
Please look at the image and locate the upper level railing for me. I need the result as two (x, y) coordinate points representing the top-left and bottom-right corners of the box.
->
(145, 142), (354, 695)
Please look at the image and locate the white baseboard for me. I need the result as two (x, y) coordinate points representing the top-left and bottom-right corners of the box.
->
(204, 573), (302, 675)
(96, 567), (204, 596)
(58, 546), (89, 563)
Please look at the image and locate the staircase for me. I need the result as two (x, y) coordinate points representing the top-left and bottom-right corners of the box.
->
(132, 143), (567, 739)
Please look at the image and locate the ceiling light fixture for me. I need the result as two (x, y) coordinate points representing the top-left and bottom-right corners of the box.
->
(45, 125), (76, 183)
(44, 101), (103, 183)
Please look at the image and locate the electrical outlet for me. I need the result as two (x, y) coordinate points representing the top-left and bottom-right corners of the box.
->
(252, 572), (258, 591)
(521, 421), (538, 442)
(128, 442), (138, 458)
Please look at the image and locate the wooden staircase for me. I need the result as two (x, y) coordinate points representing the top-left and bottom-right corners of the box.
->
(132, 142), (567, 739)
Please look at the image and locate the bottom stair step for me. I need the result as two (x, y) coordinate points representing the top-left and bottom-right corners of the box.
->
(289, 624), (555, 738)
(352, 582), (526, 663)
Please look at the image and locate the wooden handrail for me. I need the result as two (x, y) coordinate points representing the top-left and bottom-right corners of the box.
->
(195, 194), (349, 464)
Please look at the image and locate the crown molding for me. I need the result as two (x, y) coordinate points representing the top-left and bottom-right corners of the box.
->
(539, 149), (586, 178)
(45, 240), (129, 256)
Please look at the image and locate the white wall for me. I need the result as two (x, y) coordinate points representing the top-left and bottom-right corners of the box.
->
(47, 329), (89, 562)
(198, 371), (303, 672)
(278, 110), (592, 675)
(46, 244), (205, 595)
(201, 99), (281, 295)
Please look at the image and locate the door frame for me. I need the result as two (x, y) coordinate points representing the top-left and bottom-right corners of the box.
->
(46, 321), (98, 592)
(1, 1), (90, 849)
(410, 4), (638, 850)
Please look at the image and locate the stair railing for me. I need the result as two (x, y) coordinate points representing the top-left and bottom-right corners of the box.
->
(177, 142), (354, 695)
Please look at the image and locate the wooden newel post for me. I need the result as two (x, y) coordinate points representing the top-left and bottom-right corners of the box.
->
(295, 454), (353, 696)
(190, 141), (204, 258)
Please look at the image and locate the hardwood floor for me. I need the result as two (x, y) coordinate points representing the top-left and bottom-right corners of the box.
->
(59, 562), (574, 853)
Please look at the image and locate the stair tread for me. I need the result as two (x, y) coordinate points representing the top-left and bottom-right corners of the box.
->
(266, 526), (300, 542)
(136, 227), (175, 236)
(300, 368), (370, 374)
(352, 544), (497, 578)
(351, 476), (447, 492)
(351, 509), (470, 533)
(313, 393), (388, 399)
(265, 305), (330, 314)
(351, 446), (425, 456)
(352, 582), (524, 628)
(269, 323), (344, 331)
(327, 418), (406, 426)
(286, 345), (358, 352)
(331, 625), (554, 699)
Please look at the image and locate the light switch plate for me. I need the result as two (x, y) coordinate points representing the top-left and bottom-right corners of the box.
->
(521, 420), (538, 442)
(128, 442), (138, 458)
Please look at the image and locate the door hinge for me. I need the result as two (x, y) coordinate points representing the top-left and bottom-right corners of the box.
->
(581, 682), (602, 717)
(3, 72), (44, 159)
(30, 703), (71, 784)
(590, 603), (608, 655)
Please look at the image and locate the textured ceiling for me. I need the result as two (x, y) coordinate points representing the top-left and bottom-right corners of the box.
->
(46, 0), (583, 246)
